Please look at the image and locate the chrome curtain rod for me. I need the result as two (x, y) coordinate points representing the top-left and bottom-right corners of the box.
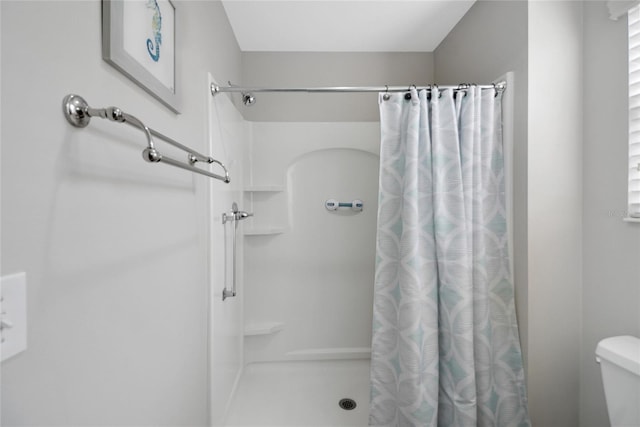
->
(211, 81), (506, 95)
(62, 94), (230, 183)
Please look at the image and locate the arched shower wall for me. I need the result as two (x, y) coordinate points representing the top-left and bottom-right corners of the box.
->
(242, 122), (380, 364)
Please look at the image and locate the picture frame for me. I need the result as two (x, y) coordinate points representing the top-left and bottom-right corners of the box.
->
(102, 0), (180, 113)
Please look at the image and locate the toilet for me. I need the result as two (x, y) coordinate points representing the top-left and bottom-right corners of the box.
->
(596, 336), (640, 426)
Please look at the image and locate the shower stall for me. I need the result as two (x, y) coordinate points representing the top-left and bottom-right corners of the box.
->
(229, 123), (380, 425)
(208, 80), (380, 425)
(207, 72), (518, 426)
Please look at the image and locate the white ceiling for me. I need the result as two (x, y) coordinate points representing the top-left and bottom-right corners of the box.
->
(221, 1), (476, 52)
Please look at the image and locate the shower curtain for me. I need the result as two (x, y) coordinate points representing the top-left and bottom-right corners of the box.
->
(369, 86), (530, 427)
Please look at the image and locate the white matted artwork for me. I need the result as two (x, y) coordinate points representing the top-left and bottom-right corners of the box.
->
(103, 0), (179, 113)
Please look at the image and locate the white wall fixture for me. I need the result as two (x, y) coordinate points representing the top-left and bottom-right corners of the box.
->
(1, 272), (27, 362)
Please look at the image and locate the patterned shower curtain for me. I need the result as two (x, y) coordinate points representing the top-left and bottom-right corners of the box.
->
(370, 86), (530, 427)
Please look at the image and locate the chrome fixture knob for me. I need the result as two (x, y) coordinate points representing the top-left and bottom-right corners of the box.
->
(236, 211), (253, 221)
(242, 92), (256, 106)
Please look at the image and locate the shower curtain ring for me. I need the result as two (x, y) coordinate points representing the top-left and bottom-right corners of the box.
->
(383, 85), (390, 101)
(457, 83), (469, 98)
(433, 84), (442, 99)
(405, 84), (416, 100)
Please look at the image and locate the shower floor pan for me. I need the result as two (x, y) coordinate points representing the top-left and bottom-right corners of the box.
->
(225, 359), (370, 426)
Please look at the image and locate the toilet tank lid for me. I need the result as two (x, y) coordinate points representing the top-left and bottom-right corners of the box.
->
(596, 336), (640, 376)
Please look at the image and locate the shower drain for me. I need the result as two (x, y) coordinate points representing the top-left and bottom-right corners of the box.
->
(338, 398), (357, 411)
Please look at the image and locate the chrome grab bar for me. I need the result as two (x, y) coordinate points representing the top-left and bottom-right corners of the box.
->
(325, 199), (363, 212)
(62, 94), (230, 183)
(221, 202), (253, 301)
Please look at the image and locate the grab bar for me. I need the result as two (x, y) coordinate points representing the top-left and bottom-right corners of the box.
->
(62, 94), (230, 183)
(325, 199), (363, 212)
(221, 202), (253, 301)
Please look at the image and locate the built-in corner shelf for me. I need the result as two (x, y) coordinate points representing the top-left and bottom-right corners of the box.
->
(243, 185), (287, 236)
(244, 321), (285, 336)
(244, 227), (287, 236)
(244, 185), (285, 192)
(624, 216), (640, 223)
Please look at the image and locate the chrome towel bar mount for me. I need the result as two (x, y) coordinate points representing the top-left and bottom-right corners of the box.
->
(62, 94), (230, 183)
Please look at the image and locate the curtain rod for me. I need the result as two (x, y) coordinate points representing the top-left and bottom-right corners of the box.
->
(211, 81), (506, 96)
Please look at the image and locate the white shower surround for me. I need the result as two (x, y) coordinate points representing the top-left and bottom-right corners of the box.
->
(207, 82), (382, 424)
(243, 121), (381, 366)
(208, 119), (379, 425)
(208, 77), (249, 426)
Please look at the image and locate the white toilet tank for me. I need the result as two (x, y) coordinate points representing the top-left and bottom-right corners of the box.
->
(596, 336), (640, 427)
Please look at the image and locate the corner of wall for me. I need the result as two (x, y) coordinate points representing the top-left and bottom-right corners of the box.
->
(527, 1), (584, 425)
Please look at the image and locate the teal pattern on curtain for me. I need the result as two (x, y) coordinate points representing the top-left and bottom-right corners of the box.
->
(369, 86), (530, 427)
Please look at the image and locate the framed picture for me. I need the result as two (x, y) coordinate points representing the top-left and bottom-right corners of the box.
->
(102, 0), (179, 113)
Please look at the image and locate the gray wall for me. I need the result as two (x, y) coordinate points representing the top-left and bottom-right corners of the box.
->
(581, 3), (640, 426)
(527, 2), (584, 426)
(0, 1), (241, 425)
(434, 0), (530, 389)
(438, 2), (640, 426)
(437, 2), (586, 426)
(241, 52), (434, 122)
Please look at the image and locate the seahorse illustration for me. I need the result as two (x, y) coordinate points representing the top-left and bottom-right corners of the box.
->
(146, 0), (162, 62)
